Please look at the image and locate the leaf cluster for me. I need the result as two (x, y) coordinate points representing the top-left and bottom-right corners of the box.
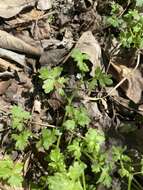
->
(39, 67), (67, 95)
(107, 1), (143, 48)
(11, 106), (32, 151)
(0, 156), (23, 187)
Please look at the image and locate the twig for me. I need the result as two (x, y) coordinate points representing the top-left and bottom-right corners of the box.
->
(0, 71), (14, 78)
(30, 121), (56, 128)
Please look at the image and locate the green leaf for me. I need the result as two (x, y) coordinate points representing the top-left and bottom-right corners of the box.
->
(41, 129), (57, 150)
(43, 78), (55, 93)
(39, 67), (50, 80)
(65, 105), (75, 117)
(11, 106), (31, 131)
(68, 161), (86, 181)
(39, 67), (63, 80)
(8, 174), (23, 187)
(107, 16), (120, 27)
(63, 120), (76, 130)
(71, 48), (89, 72)
(0, 156), (23, 187)
(136, 0), (143, 7)
(11, 106), (31, 120)
(91, 67), (113, 88)
(39, 67), (66, 94)
(68, 139), (81, 159)
(12, 118), (23, 131)
(56, 77), (67, 95)
(0, 158), (13, 179)
(48, 173), (83, 190)
(50, 67), (63, 78)
(84, 128), (105, 153)
(91, 163), (101, 173)
(97, 167), (112, 188)
(12, 130), (32, 151)
(112, 146), (130, 162)
(74, 107), (90, 127)
(88, 79), (98, 90)
(119, 168), (131, 178)
(103, 75), (113, 85)
(65, 105), (90, 127)
(49, 148), (66, 172)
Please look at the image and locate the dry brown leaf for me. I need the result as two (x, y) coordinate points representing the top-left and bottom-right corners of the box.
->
(37, 0), (52, 10)
(110, 62), (143, 103)
(33, 99), (41, 113)
(40, 48), (67, 67)
(32, 112), (43, 131)
(25, 8), (44, 20)
(84, 101), (102, 119)
(0, 0), (36, 18)
(18, 72), (33, 89)
(74, 31), (102, 76)
(0, 58), (21, 71)
(0, 80), (11, 95)
(108, 48), (143, 103)
(5, 9), (44, 28)
(0, 30), (42, 56)
(0, 48), (26, 67)
(4, 80), (18, 102)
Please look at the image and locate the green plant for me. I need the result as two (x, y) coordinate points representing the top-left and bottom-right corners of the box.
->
(36, 48), (143, 190)
(36, 128), (59, 150)
(10, 105), (32, 151)
(2, 35), (142, 190)
(107, 1), (143, 48)
(0, 156), (23, 187)
(12, 130), (32, 151)
(71, 48), (89, 72)
(5, 104), (143, 190)
(88, 67), (113, 90)
(39, 66), (67, 95)
(11, 105), (31, 131)
(49, 148), (66, 172)
(63, 105), (91, 131)
(47, 161), (86, 190)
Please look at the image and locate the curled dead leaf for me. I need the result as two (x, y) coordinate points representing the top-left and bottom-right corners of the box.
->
(110, 53), (143, 103)
(37, 0), (52, 10)
(0, 80), (11, 95)
(0, 48), (26, 67)
(34, 99), (41, 113)
(0, 0), (36, 18)
(0, 30), (42, 56)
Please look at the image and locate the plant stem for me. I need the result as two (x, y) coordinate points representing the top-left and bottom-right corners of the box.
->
(57, 134), (61, 148)
(82, 172), (86, 190)
(128, 175), (133, 190)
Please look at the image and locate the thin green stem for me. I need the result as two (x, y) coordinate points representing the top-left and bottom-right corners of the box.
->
(82, 172), (86, 190)
(128, 175), (133, 190)
(83, 152), (94, 162)
(56, 135), (61, 148)
(133, 171), (143, 176)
